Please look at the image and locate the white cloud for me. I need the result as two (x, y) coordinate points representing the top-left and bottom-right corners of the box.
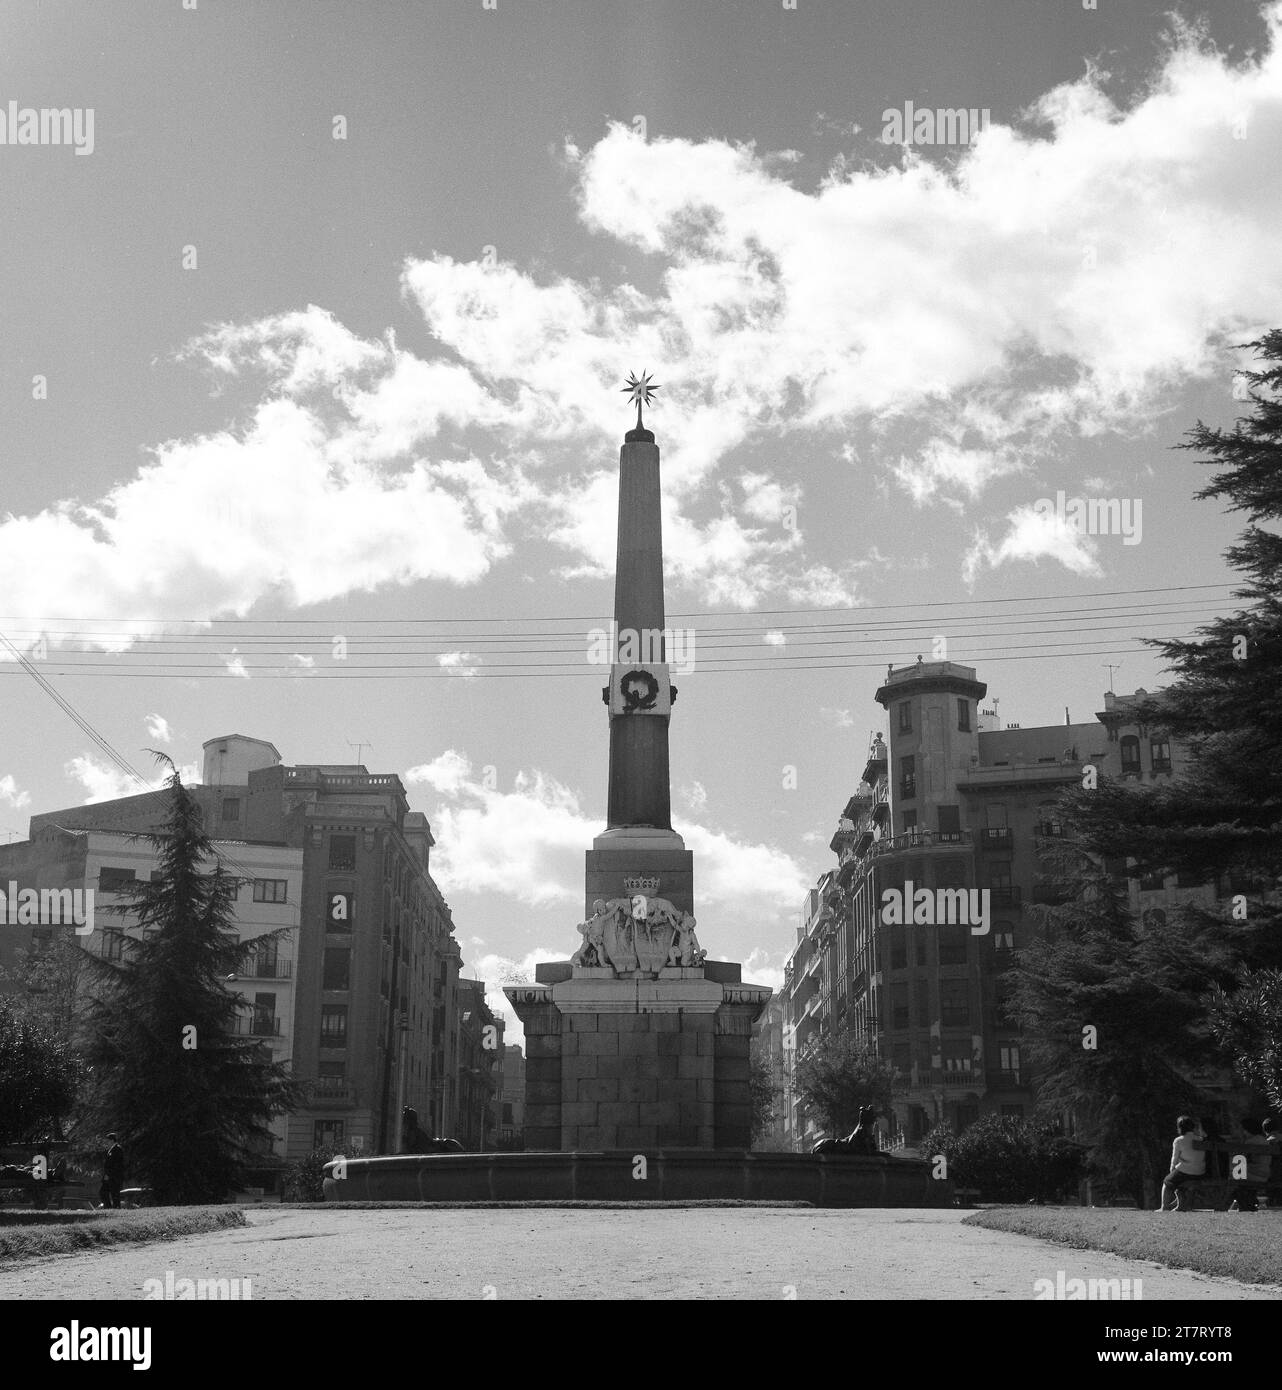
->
(963, 505), (1100, 582)
(762, 630), (787, 647)
(681, 780), (709, 812)
(0, 775), (30, 810)
(63, 755), (200, 805)
(2, 9), (1276, 633)
(438, 651), (481, 679)
(144, 714), (172, 744)
(406, 750), (808, 920)
(223, 650), (251, 680)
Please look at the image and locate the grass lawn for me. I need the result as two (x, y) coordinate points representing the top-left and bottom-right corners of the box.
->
(0, 1207), (245, 1262)
(965, 1206), (1282, 1287)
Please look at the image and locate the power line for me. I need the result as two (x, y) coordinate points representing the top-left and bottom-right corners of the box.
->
(0, 581), (1237, 627)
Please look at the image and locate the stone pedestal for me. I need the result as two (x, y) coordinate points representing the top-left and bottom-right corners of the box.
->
(507, 966), (770, 1151)
(584, 828), (693, 919)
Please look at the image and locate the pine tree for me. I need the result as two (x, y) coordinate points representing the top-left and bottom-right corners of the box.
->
(80, 762), (299, 1203)
(1061, 329), (1282, 909)
(1006, 846), (1245, 1206)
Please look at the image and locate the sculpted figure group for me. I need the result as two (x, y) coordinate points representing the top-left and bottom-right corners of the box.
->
(572, 895), (707, 973)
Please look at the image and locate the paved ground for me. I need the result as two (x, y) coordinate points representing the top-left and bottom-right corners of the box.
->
(0, 1206), (1276, 1299)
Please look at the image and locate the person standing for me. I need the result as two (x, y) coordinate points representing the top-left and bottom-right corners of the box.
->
(102, 1133), (125, 1209)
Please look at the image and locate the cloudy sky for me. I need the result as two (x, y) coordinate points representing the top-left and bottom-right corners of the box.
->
(1, 0), (1278, 1041)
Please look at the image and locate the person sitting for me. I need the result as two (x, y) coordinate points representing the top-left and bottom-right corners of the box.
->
(1160, 1115), (1206, 1212)
(1226, 1117), (1271, 1212)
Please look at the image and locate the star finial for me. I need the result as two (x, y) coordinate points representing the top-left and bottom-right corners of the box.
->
(621, 370), (659, 435)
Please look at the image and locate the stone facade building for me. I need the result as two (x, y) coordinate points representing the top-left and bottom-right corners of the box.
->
(782, 663), (1222, 1149)
(0, 734), (495, 1172)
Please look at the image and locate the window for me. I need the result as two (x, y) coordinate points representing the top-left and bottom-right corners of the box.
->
(957, 699), (971, 732)
(320, 1005), (348, 1046)
(501, 1103), (514, 1125)
(98, 867), (137, 893)
(938, 926), (968, 966)
(102, 929), (126, 962)
(898, 701), (912, 734)
(314, 1119), (345, 1149)
(221, 797), (241, 823)
(889, 929), (907, 970)
(902, 810), (918, 833)
(250, 938), (279, 978)
(937, 805), (961, 841)
(999, 1044), (1020, 1072)
(328, 834), (357, 872)
(1150, 738), (1172, 774)
(319, 1060), (345, 1081)
(251, 993), (277, 1035)
(29, 926), (53, 956)
(986, 804), (1007, 828)
(993, 924), (1015, 952)
(1037, 802), (1064, 837)
(323, 948), (351, 991)
(935, 859), (966, 889)
(1119, 735), (1141, 776)
(1139, 870), (1166, 891)
(890, 983), (909, 1030)
(252, 878), (288, 903)
(899, 755), (916, 800)
(940, 980), (969, 1027)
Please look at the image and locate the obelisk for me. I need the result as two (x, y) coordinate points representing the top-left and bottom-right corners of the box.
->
(506, 373), (769, 1153)
(586, 371), (693, 917)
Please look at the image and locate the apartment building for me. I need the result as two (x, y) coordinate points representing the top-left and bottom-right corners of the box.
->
(0, 734), (486, 1170)
(782, 662), (1212, 1149)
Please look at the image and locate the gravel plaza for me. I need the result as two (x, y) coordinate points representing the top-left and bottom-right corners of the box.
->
(0, 1206), (1274, 1302)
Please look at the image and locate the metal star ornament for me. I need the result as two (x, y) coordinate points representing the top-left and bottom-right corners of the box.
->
(621, 370), (659, 432)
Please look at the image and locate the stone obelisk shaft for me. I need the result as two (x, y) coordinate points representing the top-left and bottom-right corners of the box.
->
(607, 434), (672, 830)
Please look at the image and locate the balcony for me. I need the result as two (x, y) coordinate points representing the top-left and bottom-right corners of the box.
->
(312, 1078), (355, 1106)
(870, 828), (972, 859)
(236, 958), (293, 981)
(1035, 822), (1066, 838)
(978, 828), (1011, 849)
(235, 1015), (281, 1037)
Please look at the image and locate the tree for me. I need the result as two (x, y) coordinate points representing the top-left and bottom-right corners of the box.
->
(1058, 328), (1282, 936)
(1209, 968), (1282, 1111)
(1006, 851), (1243, 1206)
(748, 1049), (777, 1144)
(793, 1029), (898, 1137)
(0, 998), (79, 1142)
(79, 761), (300, 1203)
(920, 1114), (1085, 1202)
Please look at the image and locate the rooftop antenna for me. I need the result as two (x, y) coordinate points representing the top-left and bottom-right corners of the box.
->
(1103, 662), (1123, 694)
(348, 739), (373, 766)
